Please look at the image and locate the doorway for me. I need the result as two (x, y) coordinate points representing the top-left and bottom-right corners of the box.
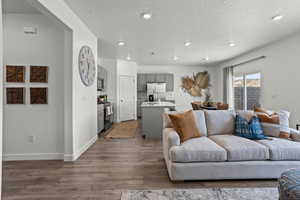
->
(119, 75), (136, 122)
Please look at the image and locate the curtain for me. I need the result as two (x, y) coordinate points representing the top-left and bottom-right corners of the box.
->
(223, 66), (234, 107)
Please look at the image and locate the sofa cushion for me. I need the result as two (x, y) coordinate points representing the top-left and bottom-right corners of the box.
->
(169, 137), (227, 163)
(257, 138), (300, 161)
(209, 135), (269, 161)
(163, 110), (207, 136)
(205, 110), (235, 136)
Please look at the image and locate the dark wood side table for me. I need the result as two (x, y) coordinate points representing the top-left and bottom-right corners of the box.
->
(297, 124), (300, 130)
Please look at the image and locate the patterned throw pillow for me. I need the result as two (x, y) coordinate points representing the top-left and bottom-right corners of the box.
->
(255, 109), (291, 139)
(235, 115), (266, 140)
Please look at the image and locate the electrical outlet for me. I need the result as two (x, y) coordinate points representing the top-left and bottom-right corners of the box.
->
(28, 135), (35, 143)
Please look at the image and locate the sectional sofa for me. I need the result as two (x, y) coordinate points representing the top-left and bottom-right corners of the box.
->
(163, 110), (300, 181)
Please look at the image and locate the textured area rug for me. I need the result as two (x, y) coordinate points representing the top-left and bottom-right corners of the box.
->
(121, 188), (278, 200)
(105, 120), (138, 139)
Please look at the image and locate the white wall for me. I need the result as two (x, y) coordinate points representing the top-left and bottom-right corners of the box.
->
(0, 0), (3, 195)
(31, 0), (98, 161)
(138, 65), (218, 111)
(215, 33), (300, 128)
(116, 60), (137, 122)
(3, 14), (65, 160)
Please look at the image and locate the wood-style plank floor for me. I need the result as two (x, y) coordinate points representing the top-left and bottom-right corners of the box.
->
(3, 121), (277, 200)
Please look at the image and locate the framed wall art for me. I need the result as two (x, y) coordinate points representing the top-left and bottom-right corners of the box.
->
(30, 88), (48, 104)
(6, 65), (25, 83)
(6, 88), (25, 104)
(30, 66), (48, 83)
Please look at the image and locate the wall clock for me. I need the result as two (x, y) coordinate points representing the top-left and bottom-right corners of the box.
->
(78, 46), (96, 86)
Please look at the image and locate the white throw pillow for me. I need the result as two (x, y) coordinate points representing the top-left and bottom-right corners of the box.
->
(277, 110), (291, 136)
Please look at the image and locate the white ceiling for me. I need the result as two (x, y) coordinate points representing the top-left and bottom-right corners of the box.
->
(3, 0), (40, 14)
(5, 0), (300, 66)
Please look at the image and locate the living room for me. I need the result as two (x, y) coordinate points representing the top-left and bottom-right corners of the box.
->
(1, 0), (300, 199)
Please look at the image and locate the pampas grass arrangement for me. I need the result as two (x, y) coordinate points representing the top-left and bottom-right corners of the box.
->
(181, 71), (211, 97)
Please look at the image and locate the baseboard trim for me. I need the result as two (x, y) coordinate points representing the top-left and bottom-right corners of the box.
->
(4, 135), (98, 162)
(3, 153), (64, 161)
(63, 154), (74, 162)
(72, 134), (98, 161)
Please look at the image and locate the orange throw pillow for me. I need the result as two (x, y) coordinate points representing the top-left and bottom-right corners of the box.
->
(168, 110), (202, 142)
(256, 113), (280, 124)
(254, 106), (268, 114)
(254, 106), (275, 116)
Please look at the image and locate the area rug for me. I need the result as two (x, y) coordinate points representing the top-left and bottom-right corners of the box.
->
(105, 120), (138, 139)
(121, 187), (278, 200)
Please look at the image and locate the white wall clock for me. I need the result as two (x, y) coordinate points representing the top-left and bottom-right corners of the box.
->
(78, 46), (96, 86)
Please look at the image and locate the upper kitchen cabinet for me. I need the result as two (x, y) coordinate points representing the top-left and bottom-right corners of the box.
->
(137, 73), (174, 92)
(146, 74), (156, 83)
(137, 74), (147, 92)
(165, 74), (174, 91)
(155, 74), (165, 83)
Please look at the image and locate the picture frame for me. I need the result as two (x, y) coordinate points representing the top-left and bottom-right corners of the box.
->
(6, 88), (25, 104)
(30, 87), (48, 104)
(30, 66), (48, 83)
(6, 65), (25, 83)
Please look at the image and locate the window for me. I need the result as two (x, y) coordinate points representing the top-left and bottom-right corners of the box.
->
(233, 72), (261, 110)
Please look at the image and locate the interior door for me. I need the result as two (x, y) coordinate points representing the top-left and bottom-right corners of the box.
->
(119, 75), (135, 122)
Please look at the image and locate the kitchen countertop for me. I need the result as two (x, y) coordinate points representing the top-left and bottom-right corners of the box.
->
(141, 101), (176, 108)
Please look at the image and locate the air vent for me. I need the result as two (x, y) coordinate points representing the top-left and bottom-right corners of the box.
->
(24, 27), (38, 35)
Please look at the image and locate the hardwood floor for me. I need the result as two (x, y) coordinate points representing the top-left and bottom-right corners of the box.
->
(3, 121), (277, 200)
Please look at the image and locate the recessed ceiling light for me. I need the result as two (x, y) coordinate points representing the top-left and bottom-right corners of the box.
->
(184, 41), (192, 47)
(272, 14), (283, 21)
(126, 55), (131, 60)
(229, 41), (236, 47)
(141, 12), (152, 20)
(117, 41), (125, 46)
(173, 56), (179, 61)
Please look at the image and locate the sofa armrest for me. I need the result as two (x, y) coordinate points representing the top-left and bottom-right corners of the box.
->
(163, 128), (180, 149)
(290, 128), (300, 142)
(163, 128), (180, 161)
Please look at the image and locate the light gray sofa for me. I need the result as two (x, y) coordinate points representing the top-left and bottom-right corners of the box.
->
(163, 110), (300, 181)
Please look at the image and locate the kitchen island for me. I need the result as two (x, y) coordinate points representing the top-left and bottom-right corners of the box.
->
(141, 101), (176, 139)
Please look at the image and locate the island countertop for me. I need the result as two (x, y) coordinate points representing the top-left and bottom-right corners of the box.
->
(141, 101), (176, 108)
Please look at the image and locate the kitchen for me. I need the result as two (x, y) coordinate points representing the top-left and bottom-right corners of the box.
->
(97, 65), (114, 134)
(97, 63), (176, 138)
(137, 73), (176, 139)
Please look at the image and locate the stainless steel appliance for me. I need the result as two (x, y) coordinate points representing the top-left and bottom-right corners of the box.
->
(97, 96), (113, 133)
(103, 102), (113, 131)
